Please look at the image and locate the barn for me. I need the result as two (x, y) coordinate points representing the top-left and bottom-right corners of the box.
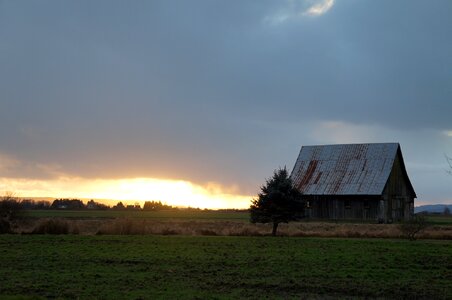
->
(290, 143), (416, 222)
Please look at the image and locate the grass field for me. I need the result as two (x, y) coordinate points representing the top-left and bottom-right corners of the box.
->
(0, 235), (450, 299)
(21, 209), (250, 221)
(15, 210), (452, 239)
(21, 210), (452, 225)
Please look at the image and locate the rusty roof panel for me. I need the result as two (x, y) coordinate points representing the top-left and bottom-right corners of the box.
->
(290, 143), (399, 195)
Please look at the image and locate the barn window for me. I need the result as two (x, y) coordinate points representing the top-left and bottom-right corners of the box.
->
(306, 200), (311, 208)
(344, 200), (351, 209)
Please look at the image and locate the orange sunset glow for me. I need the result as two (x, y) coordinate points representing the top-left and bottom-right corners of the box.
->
(0, 177), (252, 209)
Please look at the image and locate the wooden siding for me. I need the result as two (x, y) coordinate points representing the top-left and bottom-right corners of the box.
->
(304, 195), (380, 220)
(382, 149), (415, 221)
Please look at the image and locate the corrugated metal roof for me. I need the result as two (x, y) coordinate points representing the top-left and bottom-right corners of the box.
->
(290, 143), (399, 195)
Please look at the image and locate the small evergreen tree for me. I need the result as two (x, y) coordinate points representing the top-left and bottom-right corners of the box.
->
(250, 167), (304, 236)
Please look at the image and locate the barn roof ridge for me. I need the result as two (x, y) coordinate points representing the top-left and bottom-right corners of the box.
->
(300, 142), (399, 148)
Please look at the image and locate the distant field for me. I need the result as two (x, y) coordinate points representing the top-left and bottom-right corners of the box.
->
(425, 215), (452, 225)
(22, 209), (452, 225)
(0, 235), (450, 299)
(22, 209), (250, 221)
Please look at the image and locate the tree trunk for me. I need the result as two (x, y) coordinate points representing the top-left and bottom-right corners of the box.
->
(272, 222), (279, 236)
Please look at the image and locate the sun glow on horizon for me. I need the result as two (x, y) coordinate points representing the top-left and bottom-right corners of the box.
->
(0, 177), (252, 209)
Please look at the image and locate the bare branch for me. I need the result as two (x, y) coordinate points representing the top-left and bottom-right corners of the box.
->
(446, 154), (452, 175)
(1, 191), (17, 202)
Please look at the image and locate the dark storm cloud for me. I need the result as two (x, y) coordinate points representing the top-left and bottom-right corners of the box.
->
(0, 1), (451, 195)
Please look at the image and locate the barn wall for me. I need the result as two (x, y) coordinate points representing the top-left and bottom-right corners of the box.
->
(304, 196), (380, 220)
(382, 151), (415, 221)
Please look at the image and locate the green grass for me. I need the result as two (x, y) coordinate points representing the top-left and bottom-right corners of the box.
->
(425, 215), (452, 225)
(22, 209), (250, 221)
(0, 235), (450, 299)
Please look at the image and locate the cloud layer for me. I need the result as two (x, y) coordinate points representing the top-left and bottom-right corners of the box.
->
(0, 1), (451, 203)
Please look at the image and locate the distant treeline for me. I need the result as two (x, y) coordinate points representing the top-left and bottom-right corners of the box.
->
(0, 197), (247, 212)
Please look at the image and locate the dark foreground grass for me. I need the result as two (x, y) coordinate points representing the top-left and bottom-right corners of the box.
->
(0, 235), (450, 299)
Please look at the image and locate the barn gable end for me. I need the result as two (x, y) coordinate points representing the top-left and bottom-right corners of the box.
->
(380, 147), (416, 221)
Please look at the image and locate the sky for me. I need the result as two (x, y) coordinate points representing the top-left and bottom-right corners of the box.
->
(0, 0), (451, 208)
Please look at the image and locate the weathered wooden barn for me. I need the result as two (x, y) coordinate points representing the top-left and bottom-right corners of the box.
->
(290, 143), (416, 222)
